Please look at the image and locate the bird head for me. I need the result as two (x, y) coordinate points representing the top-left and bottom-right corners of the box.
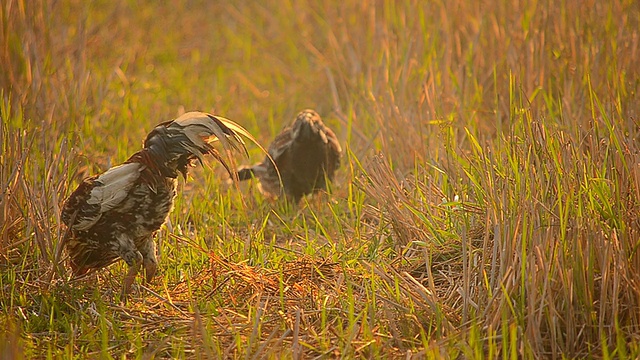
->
(291, 109), (329, 144)
(143, 112), (252, 178)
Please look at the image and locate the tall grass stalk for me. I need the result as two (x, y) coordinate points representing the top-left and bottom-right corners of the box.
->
(2, 0), (639, 358)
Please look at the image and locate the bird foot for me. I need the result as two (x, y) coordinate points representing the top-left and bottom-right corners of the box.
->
(144, 259), (157, 284)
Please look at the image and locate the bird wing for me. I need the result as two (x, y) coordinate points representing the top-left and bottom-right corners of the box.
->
(320, 123), (342, 152)
(63, 162), (144, 231)
(321, 124), (342, 170)
(267, 125), (294, 161)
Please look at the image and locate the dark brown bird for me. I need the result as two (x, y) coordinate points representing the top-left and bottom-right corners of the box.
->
(61, 112), (252, 294)
(236, 109), (341, 203)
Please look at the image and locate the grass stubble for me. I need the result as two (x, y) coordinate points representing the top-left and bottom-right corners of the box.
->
(1, 0), (639, 358)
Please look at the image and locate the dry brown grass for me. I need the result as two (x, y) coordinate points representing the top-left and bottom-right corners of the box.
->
(2, 0), (640, 358)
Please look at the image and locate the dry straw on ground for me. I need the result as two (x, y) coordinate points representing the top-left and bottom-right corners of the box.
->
(2, 0), (640, 358)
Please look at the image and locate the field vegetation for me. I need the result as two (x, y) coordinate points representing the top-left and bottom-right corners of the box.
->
(1, 0), (640, 358)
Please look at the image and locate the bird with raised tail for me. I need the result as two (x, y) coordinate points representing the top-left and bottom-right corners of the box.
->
(236, 109), (342, 203)
(61, 112), (255, 294)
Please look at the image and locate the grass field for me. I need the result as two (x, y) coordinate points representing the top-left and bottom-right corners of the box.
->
(2, 0), (640, 358)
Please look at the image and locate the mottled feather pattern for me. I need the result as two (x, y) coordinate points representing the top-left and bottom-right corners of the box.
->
(84, 164), (143, 223)
(63, 173), (176, 275)
(62, 112), (252, 293)
(237, 109), (341, 203)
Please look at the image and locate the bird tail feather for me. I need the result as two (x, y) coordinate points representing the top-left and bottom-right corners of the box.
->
(164, 112), (269, 177)
(236, 166), (256, 181)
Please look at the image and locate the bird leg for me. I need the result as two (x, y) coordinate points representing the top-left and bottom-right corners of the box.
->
(140, 237), (158, 284)
(122, 254), (142, 295)
(117, 234), (143, 295)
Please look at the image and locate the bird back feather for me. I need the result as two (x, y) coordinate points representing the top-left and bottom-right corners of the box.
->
(236, 109), (341, 202)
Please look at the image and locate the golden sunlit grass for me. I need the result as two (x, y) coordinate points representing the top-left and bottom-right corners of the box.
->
(2, 0), (640, 358)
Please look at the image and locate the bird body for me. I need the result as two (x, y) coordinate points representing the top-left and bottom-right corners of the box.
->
(237, 109), (341, 203)
(62, 112), (251, 293)
(62, 160), (175, 279)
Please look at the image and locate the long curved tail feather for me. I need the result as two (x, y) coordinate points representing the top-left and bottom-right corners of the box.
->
(142, 111), (267, 178)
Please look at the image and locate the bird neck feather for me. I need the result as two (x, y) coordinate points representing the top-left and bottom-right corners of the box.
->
(126, 149), (186, 179)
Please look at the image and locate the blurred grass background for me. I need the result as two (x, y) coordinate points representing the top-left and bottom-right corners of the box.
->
(1, 0), (640, 358)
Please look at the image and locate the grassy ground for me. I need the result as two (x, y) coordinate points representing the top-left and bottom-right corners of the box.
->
(2, 0), (640, 358)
